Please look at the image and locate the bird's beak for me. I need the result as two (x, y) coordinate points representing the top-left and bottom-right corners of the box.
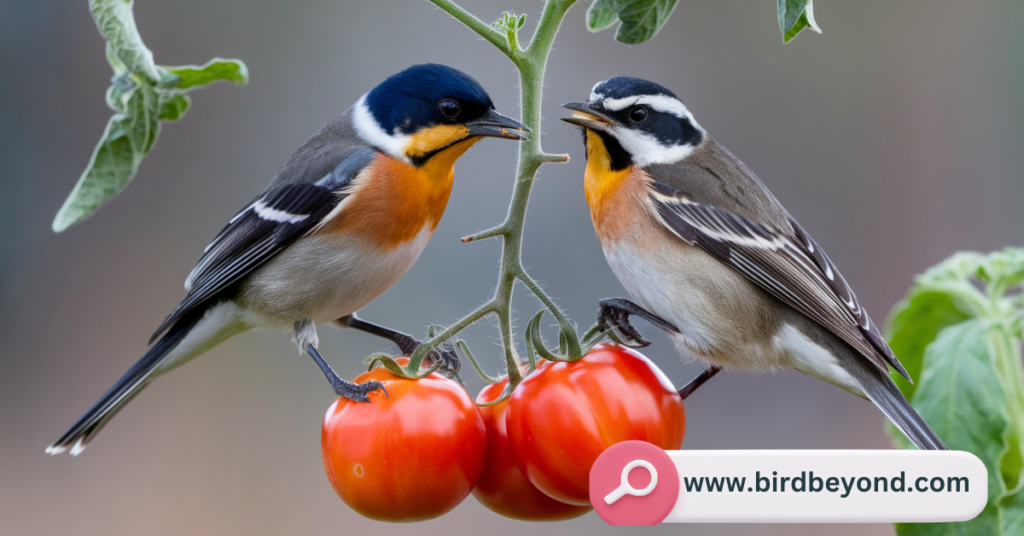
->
(466, 110), (531, 140)
(560, 102), (615, 131)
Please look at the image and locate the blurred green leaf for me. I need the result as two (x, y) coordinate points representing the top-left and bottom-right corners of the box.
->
(166, 59), (249, 90)
(778, 0), (821, 43)
(90, 0), (161, 82)
(1001, 489), (1024, 534)
(888, 248), (1024, 535)
(896, 321), (1006, 535)
(55, 0), (247, 231)
(613, 0), (678, 44)
(586, 0), (619, 32)
(53, 84), (161, 232)
(886, 291), (970, 403)
(158, 94), (191, 122)
(585, 0), (678, 44)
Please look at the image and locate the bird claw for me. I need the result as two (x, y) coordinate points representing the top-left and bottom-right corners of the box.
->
(422, 342), (462, 377)
(598, 302), (652, 348)
(391, 333), (460, 377)
(334, 379), (388, 402)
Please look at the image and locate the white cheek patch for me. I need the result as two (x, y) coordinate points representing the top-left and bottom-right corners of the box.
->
(610, 126), (696, 166)
(352, 94), (410, 163)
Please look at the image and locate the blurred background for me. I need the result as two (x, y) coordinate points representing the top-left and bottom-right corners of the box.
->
(1, 0), (1022, 534)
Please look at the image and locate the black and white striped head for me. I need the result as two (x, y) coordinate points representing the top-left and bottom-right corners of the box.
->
(562, 77), (704, 170)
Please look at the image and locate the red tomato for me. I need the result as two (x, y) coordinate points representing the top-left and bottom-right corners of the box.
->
(472, 377), (592, 521)
(321, 360), (486, 522)
(506, 344), (685, 505)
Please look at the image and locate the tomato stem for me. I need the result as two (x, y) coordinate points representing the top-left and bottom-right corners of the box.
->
(410, 0), (581, 388)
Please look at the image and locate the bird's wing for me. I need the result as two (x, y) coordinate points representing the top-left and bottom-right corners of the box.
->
(149, 148), (377, 343)
(648, 180), (909, 380)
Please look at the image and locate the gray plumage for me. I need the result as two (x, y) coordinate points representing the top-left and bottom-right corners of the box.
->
(647, 139), (946, 450)
(564, 79), (946, 450)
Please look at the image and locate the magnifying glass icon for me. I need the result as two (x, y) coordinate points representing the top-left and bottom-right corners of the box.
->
(604, 459), (659, 504)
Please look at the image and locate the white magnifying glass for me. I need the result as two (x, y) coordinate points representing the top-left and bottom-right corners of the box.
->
(603, 459), (659, 505)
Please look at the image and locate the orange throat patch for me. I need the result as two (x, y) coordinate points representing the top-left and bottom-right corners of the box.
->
(316, 138), (479, 249)
(583, 130), (647, 246)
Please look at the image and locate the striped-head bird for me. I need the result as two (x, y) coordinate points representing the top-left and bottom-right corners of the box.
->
(562, 76), (946, 450)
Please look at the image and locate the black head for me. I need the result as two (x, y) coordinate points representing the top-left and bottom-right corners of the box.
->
(562, 76), (704, 170)
(355, 64), (528, 164)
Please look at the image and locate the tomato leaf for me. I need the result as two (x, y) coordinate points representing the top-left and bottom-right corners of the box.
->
(585, 0), (679, 45)
(165, 59), (249, 90)
(53, 0), (247, 232)
(778, 0), (821, 43)
(886, 291), (971, 403)
(53, 81), (161, 232)
(614, 0), (678, 44)
(895, 321), (1006, 534)
(586, 0), (619, 32)
(90, 0), (161, 83)
(158, 94), (191, 122)
(1000, 489), (1024, 535)
(888, 248), (1024, 535)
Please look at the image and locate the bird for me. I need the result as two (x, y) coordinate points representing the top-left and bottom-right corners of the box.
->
(47, 63), (529, 456)
(561, 76), (947, 450)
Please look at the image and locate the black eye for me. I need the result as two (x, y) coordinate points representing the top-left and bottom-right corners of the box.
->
(628, 106), (648, 123)
(439, 99), (461, 119)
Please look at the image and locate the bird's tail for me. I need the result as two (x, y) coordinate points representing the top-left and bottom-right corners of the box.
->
(46, 312), (204, 456)
(854, 359), (948, 451)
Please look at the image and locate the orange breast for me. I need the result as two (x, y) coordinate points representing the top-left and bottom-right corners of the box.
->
(314, 138), (478, 249)
(583, 130), (651, 246)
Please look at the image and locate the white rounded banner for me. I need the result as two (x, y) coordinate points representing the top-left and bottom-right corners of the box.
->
(663, 450), (987, 523)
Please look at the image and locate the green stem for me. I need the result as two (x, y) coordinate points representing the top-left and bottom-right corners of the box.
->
(992, 319), (1024, 494)
(921, 281), (990, 318)
(429, 0), (511, 54)
(412, 0), (579, 387)
(518, 271), (581, 358)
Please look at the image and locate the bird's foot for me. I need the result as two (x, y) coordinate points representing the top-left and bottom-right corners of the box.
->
(420, 342), (462, 377)
(383, 331), (460, 377)
(332, 378), (388, 402)
(341, 315), (460, 377)
(306, 343), (386, 402)
(598, 298), (678, 347)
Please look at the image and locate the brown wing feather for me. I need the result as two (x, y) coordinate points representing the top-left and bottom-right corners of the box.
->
(649, 181), (910, 380)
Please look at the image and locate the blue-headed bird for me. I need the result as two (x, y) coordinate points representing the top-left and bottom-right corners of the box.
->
(48, 64), (528, 455)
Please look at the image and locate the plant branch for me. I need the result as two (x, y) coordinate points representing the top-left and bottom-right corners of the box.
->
(407, 300), (498, 371)
(429, 0), (511, 55)
(461, 224), (507, 243)
(414, 0), (579, 388)
(518, 271), (582, 359)
(522, 0), (576, 57)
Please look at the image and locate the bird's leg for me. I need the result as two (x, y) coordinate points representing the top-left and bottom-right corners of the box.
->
(678, 366), (722, 400)
(306, 344), (387, 401)
(335, 314), (461, 375)
(295, 320), (386, 402)
(597, 297), (679, 347)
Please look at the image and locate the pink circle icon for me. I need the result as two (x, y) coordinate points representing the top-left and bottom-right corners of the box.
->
(589, 440), (679, 525)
